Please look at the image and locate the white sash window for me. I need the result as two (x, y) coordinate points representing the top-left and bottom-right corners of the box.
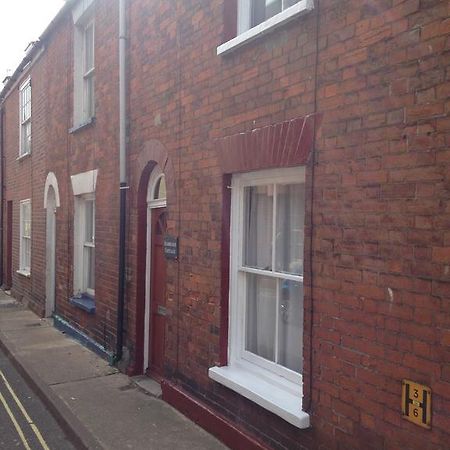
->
(19, 200), (31, 274)
(19, 78), (32, 157)
(209, 167), (310, 428)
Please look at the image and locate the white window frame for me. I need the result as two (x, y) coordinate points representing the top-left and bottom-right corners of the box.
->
(74, 194), (95, 297)
(73, 1), (95, 127)
(82, 20), (95, 120)
(19, 77), (32, 157)
(19, 199), (31, 276)
(209, 167), (310, 428)
(217, 0), (314, 55)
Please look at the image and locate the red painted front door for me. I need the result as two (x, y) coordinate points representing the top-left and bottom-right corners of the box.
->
(148, 207), (167, 379)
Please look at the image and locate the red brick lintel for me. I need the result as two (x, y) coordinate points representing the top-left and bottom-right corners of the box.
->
(217, 114), (319, 174)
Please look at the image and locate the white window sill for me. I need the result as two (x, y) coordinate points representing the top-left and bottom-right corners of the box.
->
(209, 364), (310, 428)
(69, 117), (96, 134)
(16, 152), (31, 161)
(16, 269), (31, 278)
(217, 0), (314, 56)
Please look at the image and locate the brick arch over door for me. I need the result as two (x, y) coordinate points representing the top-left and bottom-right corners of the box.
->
(44, 172), (61, 209)
(135, 139), (176, 204)
(216, 114), (319, 409)
(133, 139), (175, 375)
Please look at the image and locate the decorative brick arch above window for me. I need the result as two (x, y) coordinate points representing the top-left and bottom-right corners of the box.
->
(217, 114), (317, 174)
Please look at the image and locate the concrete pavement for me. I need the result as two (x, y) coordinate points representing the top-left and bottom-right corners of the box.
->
(0, 347), (76, 449)
(0, 291), (227, 450)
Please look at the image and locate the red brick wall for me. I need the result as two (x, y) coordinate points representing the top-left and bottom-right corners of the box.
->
(0, 0), (448, 449)
(1, 1), (121, 351)
(125, 0), (450, 449)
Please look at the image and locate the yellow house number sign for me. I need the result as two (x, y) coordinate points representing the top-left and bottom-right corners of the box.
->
(402, 380), (431, 429)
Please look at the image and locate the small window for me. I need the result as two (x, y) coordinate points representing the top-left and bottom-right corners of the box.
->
(20, 200), (31, 273)
(19, 78), (32, 156)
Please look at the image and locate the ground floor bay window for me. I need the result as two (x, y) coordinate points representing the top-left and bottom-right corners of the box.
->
(209, 166), (309, 428)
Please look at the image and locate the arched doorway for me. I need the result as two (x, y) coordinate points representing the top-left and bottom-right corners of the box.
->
(143, 166), (167, 378)
(44, 172), (61, 318)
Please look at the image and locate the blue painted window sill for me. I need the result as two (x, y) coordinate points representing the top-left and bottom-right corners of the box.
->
(69, 294), (95, 314)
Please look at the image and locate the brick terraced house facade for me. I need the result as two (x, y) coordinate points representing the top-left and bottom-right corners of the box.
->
(1, 1), (449, 449)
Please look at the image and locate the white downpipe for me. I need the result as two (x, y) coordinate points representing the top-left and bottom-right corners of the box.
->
(119, 0), (127, 184)
(116, 0), (128, 362)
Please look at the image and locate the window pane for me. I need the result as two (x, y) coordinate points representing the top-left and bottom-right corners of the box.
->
(23, 237), (31, 269)
(265, 0), (282, 18)
(244, 185), (273, 270)
(284, 0), (300, 8)
(84, 24), (94, 72)
(278, 279), (303, 372)
(22, 121), (31, 154)
(275, 183), (305, 275)
(84, 246), (95, 292)
(154, 176), (167, 200)
(23, 203), (31, 238)
(85, 200), (95, 243)
(245, 274), (276, 362)
(21, 84), (31, 123)
(84, 75), (95, 118)
(252, 0), (282, 26)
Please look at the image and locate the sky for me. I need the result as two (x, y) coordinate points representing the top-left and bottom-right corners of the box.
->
(0, 0), (65, 85)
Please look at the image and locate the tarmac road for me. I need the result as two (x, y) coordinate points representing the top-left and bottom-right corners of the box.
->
(0, 347), (75, 450)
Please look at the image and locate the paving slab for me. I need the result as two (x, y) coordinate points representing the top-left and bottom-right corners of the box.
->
(0, 293), (227, 450)
(53, 373), (225, 450)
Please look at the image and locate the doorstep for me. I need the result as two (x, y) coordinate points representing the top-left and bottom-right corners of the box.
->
(131, 375), (162, 398)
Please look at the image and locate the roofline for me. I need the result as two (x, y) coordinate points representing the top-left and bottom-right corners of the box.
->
(0, 0), (77, 104)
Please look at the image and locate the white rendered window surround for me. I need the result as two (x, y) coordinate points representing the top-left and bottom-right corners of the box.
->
(217, 0), (314, 55)
(209, 167), (309, 429)
(71, 169), (97, 297)
(19, 77), (32, 157)
(18, 199), (31, 276)
(73, 0), (95, 126)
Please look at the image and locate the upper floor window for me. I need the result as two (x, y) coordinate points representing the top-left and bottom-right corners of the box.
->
(239, 0), (302, 33)
(73, 1), (95, 126)
(218, 0), (314, 55)
(82, 21), (95, 120)
(19, 78), (31, 157)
